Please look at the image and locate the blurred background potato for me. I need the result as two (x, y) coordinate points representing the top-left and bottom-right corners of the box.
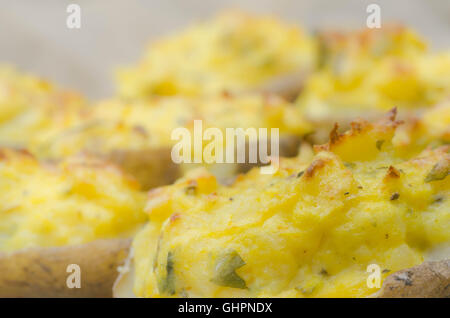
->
(0, 0), (448, 99)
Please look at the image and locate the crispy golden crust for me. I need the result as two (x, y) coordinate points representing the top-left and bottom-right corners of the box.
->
(378, 259), (450, 298)
(0, 238), (131, 298)
(313, 108), (401, 153)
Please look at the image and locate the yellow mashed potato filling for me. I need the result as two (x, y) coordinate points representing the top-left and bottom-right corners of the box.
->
(117, 11), (316, 98)
(0, 68), (309, 162)
(297, 26), (450, 120)
(421, 100), (450, 143)
(0, 149), (146, 252)
(391, 101), (450, 158)
(0, 66), (87, 149)
(34, 94), (310, 158)
(132, 111), (449, 297)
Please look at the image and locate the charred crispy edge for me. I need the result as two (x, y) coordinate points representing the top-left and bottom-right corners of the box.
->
(377, 259), (450, 298)
(304, 158), (328, 178)
(0, 238), (131, 298)
(304, 107), (411, 145)
(386, 166), (401, 179)
(313, 108), (401, 152)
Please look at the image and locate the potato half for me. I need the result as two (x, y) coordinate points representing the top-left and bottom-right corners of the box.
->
(116, 10), (317, 100)
(115, 110), (449, 298)
(0, 66), (87, 148)
(0, 149), (146, 297)
(297, 26), (450, 142)
(0, 68), (309, 190)
(34, 94), (310, 189)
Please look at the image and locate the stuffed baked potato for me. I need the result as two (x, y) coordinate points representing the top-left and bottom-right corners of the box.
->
(114, 109), (449, 298)
(0, 67), (311, 190)
(0, 149), (146, 297)
(297, 25), (450, 142)
(117, 11), (317, 100)
(0, 66), (87, 148)
(32, 93), (311, 189)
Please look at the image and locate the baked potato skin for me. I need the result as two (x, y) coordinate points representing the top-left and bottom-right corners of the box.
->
(0, 238), (131, 298)
(107, 148), (180, 190)
(103, 134), (303, 190)
(252, 70), (309, 101)
(378, 260), (450, 298)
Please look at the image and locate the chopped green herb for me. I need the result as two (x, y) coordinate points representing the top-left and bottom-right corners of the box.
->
(185, 185), (197, 195)
(212, 249), (247, 289)
(297, 171), (304, 178)
(433, 196), (443, 204)
(376, 140), (385, 150)
(158, 251), (176, 295)
(344, 162), (356, 169)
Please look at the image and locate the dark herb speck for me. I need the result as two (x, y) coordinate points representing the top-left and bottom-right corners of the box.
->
(211, 249), (247, 289)
(390, 192), (400, 201)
